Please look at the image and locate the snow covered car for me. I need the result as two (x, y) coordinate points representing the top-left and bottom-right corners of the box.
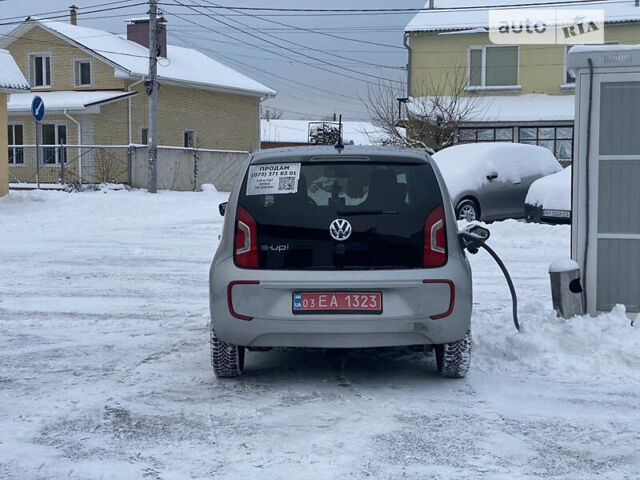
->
(209, 146), (486, 379)
(525, 166), (572, 224)
(433, 143), (563, 222)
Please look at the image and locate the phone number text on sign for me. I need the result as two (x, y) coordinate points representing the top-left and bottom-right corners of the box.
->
(246, 163), (301, 196)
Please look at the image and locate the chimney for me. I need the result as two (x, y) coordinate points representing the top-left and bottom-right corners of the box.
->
(126, 17), (167, 57)
(69, 5), (78, 25)
(429, 0), (435, 9)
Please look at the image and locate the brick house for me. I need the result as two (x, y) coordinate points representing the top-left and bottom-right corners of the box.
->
(0, 13), (275, 183)
(404, 0), (640, 163)
(0, 49), (29, 196)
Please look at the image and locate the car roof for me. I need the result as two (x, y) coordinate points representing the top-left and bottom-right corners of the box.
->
(251, 145), (430, 164)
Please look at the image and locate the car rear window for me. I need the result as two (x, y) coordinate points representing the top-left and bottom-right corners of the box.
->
(238, 159), (443, 270)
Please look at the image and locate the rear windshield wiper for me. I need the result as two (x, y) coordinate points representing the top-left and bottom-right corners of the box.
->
(336, 209), (398, 216)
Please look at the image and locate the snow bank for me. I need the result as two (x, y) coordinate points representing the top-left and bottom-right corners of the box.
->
(466, 219), (640, 383)
(474, 303), (639, 382)
(525, 166), (572, 210)
(433, 143), (562, 198)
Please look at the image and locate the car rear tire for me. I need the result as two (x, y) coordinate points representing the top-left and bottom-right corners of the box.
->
(434, 330), (471, 378)
(210, 324), (245, 378)
(456, 199), (479, 222)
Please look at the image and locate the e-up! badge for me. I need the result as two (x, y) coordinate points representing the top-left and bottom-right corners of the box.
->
(246, 163), (301, 196)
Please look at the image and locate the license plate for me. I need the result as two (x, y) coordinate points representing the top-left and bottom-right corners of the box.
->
(293, 292), (382, 314)
(542, 209), (570, 218)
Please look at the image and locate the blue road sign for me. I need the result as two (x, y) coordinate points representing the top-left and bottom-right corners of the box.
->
(31, 96), (45, 122)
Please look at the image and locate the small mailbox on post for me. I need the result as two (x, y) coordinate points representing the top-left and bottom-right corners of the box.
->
(568, 45), (640, 318)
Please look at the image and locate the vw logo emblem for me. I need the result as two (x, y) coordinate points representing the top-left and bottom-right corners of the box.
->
(329, 218), (352, 241)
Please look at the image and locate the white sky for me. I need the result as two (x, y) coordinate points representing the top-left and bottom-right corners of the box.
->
(0, 0), (425, 120)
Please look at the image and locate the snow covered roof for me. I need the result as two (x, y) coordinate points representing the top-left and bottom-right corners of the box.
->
(261, 120), (397, 145)
(0, 49), (29, 92)
(410, 94), (575, 123)
(406, 0), (640, 32)
(0, 20), (275, 98)
(8, 91), (136, 113)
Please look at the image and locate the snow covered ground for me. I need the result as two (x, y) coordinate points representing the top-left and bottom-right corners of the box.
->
(1, 188), (638, 479)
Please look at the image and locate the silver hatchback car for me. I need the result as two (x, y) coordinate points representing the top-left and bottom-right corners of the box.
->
(210, 146), (483, 379)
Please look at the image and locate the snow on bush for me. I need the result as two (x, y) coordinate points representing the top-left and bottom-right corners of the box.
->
(525, 166), (572, 210)
(432, 143), (562, 198)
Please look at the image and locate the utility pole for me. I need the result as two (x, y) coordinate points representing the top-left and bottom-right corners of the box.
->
(147, 0), (158, 193)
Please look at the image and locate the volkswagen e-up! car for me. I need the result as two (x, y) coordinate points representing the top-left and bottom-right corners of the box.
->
(209, 146), (477, 378)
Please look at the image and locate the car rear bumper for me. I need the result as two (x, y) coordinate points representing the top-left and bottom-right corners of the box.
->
(209, 258), (472, 348)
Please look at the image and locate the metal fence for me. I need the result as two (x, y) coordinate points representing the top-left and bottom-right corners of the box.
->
(8, 144), (249, 191)
(8, 144), (132, 188)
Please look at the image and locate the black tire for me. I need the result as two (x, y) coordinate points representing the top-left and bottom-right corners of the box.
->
(456, 199), (480, 222)
(210, 324), (245, 378)
(434, 330), (471, 378)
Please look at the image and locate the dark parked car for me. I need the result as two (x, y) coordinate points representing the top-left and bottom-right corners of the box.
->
(433, 143), (562, 222)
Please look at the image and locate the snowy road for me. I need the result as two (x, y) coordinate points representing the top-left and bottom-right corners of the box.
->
(1, 189), (638, 479)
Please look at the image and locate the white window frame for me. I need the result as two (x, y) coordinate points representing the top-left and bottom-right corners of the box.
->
(183, 129), (195, 148)
(73, 58), (92, 87)
(466, 45), (520, 91)
(29, 52), (52, 89)
(8, 122), (25, 166)
(39, 121), (67, 165)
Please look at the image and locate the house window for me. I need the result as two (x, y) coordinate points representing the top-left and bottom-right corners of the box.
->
(468, 46), (519, 87)
(564, 46), (576, 85)
(8, 124), (24, 165)
(73, 59), (91, 87)
(40, 123), (67, 165)
(141, 127), (148, 145)
(518, 126), (574, 162)
(458, 127), (514, 143)
(30, 54), (51, 88)
(183, 129), (195, 148)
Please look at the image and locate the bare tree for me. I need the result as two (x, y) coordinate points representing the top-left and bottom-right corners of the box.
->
(260, 107), (283, 120)
(365, 65), (484, 152)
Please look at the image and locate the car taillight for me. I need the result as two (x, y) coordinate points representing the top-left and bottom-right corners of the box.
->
(234, 205), (258, 268)
(424, 203), (447, 267)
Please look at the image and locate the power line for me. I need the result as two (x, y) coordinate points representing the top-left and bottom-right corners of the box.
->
(0, 2), (148, 27)
(166, 1), (405, 85)
(161, 0), (630, 14)
(168, 30), (402, 53)
(0, 0), (136, 23)
(164, 4), (406, 88)
(191, 0), (403, 69)
(178, 1), (406, 51)
(170, 32), (364, 104)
